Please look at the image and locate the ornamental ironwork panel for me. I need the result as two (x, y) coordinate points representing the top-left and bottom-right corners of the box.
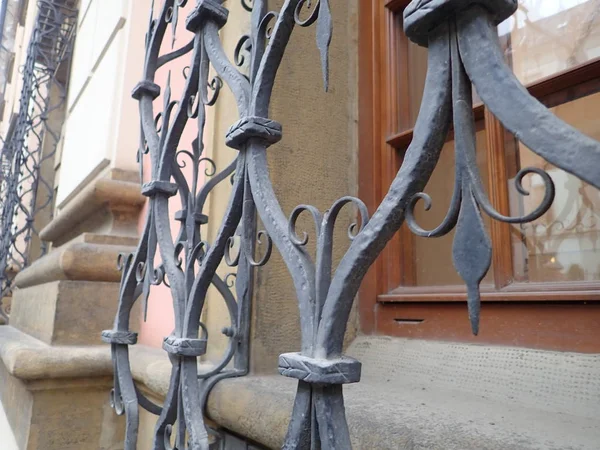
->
(0, 0), (77, 320)
(103, 0), (600, 449)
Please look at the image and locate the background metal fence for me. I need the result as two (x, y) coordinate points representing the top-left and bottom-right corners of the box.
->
(0, 0), (77, 321)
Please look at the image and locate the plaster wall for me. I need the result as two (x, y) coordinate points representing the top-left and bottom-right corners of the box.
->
(56, 0), (151, 207)
(135, 1), (222, 349)
(133, 1), (251, 358)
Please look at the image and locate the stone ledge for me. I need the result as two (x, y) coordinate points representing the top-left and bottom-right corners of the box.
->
(40, 170), (145, 246)
(206, 337), (600, 449)
(0, 326), (125, 450)
(14, 234), (136, 289)
(0, 326), (176, 394)
(207, 375), (600, 450)
(350, 336), (600, 419)
(0, 326), (112, 380)
(10, 281), (126, 346)
(2, 327), (598, 449)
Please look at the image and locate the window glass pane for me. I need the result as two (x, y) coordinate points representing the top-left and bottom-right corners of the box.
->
(499, 0), (600, 86)
(411, 131), (494, 286)
(508, 91), (600, 282)
(406, 42), (428, 131)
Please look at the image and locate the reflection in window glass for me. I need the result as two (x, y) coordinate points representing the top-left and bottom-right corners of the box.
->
(508, 92), (600, 282)
(498, 0), (600, 85)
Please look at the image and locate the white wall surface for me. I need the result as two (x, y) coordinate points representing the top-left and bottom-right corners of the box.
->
(56, 0), (130, 206)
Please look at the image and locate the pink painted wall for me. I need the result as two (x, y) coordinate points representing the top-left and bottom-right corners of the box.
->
(137, 4), (204, 348)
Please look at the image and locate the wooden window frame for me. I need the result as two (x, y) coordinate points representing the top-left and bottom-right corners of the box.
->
(358, 0), (600, 352)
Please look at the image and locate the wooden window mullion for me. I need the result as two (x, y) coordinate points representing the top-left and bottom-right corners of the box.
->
(484, 108), (514, 289)
(382, 6), (411, 290)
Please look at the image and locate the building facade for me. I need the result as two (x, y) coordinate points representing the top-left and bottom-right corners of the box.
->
(0, 0), (598, 449)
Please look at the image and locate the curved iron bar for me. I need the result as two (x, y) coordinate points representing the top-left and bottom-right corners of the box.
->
(104, 0), (600, 448)
(246, 0), (600, 448)
(102, 1), (255, 449)
(0, 0), (77, 321)
(405, 21), (555, 333)
(246, 15), (453, 448)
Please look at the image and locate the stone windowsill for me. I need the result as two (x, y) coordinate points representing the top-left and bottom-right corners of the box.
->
(1, 326), (599, 449)
(207, 336), (600, 449)
(208, 374), (600, 450)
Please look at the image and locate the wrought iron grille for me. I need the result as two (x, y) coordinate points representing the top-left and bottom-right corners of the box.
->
(0, 0), (77, 321)
(0, 0), (21, 105)
(102, 0), (600, 448)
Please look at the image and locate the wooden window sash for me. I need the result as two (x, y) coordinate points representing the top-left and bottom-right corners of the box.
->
(357, 0), (600, 353)
(372, 2), (600, 303)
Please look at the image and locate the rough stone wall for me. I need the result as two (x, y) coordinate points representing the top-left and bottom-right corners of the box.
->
(249, 0), (360, 373)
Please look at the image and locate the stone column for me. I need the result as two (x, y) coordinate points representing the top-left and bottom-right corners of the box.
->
(0, 169), (144, 449)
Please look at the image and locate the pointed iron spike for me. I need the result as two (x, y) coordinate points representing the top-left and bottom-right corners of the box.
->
(452, 188), (491, 337)
(142, 279), (150, 322)
(164, 70), (172, 106)
(192, 137), (201, 157)
(320, 49), (329, 93)
(139, 157), (144, 185)
(466, 284), (481, 336)
(316, 0), (332, 92)
(171, 4), (178, 48)
(148, 0), (155, 35)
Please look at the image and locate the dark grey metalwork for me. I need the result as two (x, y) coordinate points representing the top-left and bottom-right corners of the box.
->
(0, 0), (20, 103)
(104, 0), (600, 448)
(101, 1), (257, 449)
(0, 0), (77, 320)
